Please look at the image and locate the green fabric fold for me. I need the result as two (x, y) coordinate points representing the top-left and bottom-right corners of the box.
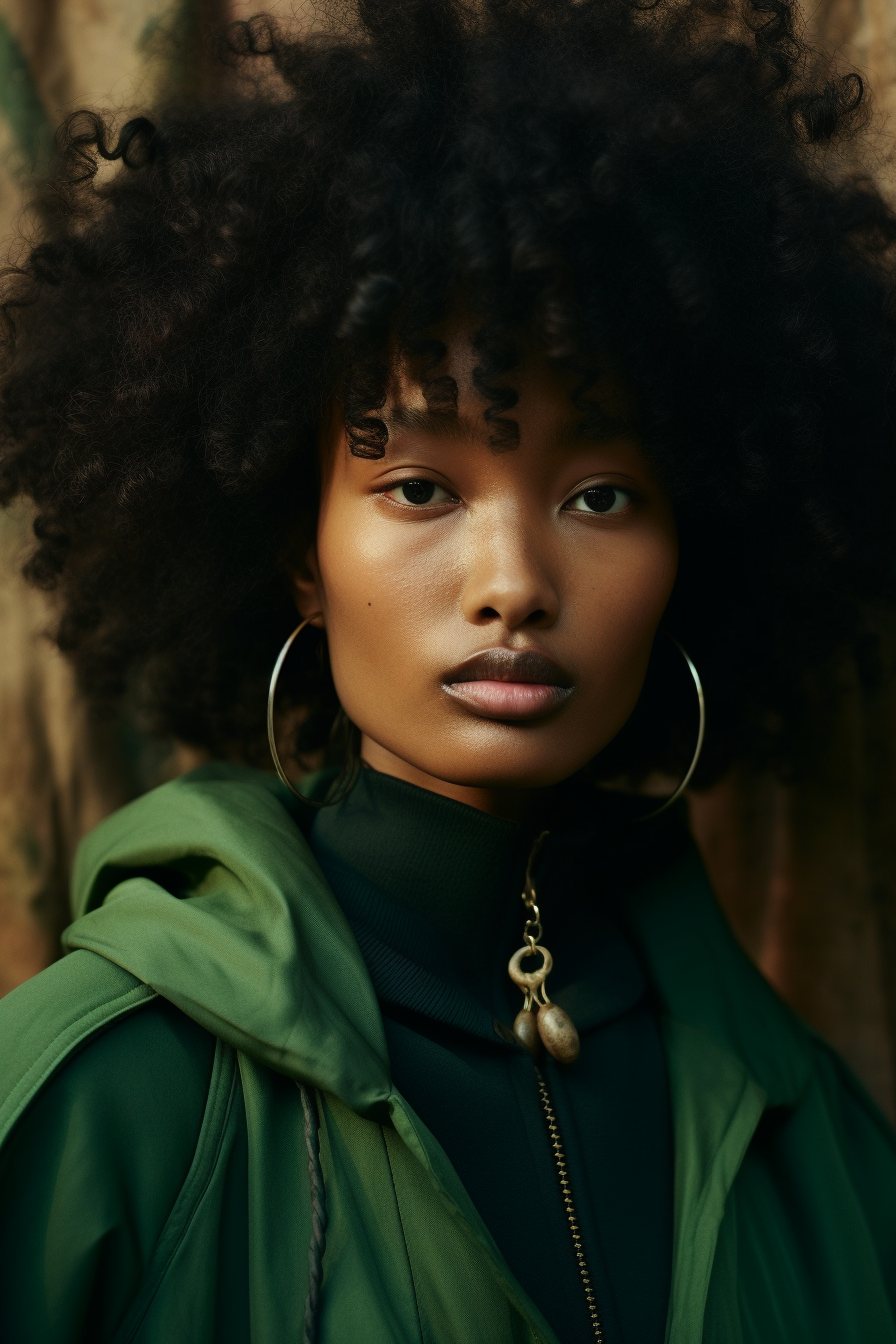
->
(67, 764), (390, 1116)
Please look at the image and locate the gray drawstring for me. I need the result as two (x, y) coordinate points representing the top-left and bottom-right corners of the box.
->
(298, 1083), (328, 1344)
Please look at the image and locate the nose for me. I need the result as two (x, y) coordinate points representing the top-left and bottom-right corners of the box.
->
(460, 512), (560, 631)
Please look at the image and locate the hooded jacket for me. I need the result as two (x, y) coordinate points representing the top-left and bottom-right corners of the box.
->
(0, 763), (894, 1344)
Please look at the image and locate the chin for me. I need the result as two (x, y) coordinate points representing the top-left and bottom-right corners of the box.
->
(423, 742), (596, 792)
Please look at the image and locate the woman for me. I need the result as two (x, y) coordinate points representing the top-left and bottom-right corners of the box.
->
(0, 2), (894, 1341)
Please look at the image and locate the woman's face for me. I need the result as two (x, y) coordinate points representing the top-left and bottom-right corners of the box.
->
(293, 332), (678, 815)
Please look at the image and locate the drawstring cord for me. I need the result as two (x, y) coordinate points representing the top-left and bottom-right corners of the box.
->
(298, 1083), (328, 1344)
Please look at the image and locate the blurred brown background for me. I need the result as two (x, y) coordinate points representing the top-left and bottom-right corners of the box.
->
(1, 0), (895, 1120)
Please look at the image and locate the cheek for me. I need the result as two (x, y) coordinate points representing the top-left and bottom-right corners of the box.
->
(600, 537), (676, 638)
(573, 528), (678, 717)
(313, 497), (457, 718)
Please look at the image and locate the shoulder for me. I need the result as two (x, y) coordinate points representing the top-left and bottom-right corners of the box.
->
(624, 840), (817, 1104)
(808, 1032), (896, 1178)
(0, 949), (216, 1156)
(809, 1039), (896, 1286)
(0, 949), (155, 1142)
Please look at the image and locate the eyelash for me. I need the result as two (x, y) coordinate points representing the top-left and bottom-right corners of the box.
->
(563, 485), (634, 516)
(383, 479), (456, 507)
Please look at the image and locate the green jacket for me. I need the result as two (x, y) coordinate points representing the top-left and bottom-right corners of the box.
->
(1, 763), (894, 1343)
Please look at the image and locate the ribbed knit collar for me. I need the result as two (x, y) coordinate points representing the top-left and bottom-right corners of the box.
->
(309, 765), (647, 1037)
(310, 767), (532, 1006)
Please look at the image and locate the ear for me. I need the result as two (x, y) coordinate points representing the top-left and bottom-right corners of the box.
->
(284, 540), (326, 629)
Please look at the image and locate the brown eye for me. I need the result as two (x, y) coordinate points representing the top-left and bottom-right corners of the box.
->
(566, 485), (632, 515)
(385, 478), (455, 506)
(401, 480), (435, 504)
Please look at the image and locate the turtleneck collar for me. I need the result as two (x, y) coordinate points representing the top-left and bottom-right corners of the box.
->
(310, 766), (537, 998)
(308, 765), (648, 1039)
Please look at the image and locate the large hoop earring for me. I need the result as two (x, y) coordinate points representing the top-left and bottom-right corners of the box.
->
(632, 637), (705, 823)
(267, 614), (360, 808)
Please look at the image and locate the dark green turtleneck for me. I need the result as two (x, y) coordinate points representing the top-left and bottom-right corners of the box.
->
(308, 767), (672, 1344)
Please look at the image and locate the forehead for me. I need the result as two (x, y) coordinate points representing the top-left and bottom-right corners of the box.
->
(380, 330), (631, 452)
(381, 404), (601, 458)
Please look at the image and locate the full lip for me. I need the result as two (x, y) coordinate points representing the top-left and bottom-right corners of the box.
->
(441, 647), (574, 721)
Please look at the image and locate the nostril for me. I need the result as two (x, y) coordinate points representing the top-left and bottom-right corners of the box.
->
(475, 605), (550, 626)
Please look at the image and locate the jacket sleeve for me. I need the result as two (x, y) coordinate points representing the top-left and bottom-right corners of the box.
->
(0, 957), (215, 1344)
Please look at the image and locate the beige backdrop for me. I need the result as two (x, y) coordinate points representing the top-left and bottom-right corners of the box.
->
(2, 0), (895, 1121)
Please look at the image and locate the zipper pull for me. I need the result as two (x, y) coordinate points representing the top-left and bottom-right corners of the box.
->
(508, 831), (581, 1064)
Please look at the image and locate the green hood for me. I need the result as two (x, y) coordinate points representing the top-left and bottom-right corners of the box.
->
(67, 763), (392, 1117)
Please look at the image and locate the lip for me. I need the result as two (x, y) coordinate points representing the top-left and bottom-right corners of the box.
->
(442, 648), (574, 721)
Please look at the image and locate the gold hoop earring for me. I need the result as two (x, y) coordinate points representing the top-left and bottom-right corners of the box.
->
(631, 636), (705, 822)
(267, 614), (359, 808)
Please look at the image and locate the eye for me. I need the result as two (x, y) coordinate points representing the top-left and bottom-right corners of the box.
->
(386, 478), (456, 506)
(565, 485), (632, 515)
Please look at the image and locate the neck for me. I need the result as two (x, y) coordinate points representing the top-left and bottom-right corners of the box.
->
(360, 735), (547, 822)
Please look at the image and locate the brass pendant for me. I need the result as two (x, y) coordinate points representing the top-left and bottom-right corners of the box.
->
(536, 1002), (580, 1063)
(512, 1007), (541, 1058)
(506, 831), (581, 1065)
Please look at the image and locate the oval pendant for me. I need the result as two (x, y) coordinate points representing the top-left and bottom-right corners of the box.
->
(513, 1008), (542, 1059)
(537, 1002), (580, 1063)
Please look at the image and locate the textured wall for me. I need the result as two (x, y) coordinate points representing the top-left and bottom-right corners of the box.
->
(1, 0), (895, 1120)
(0, 0), (223, 998)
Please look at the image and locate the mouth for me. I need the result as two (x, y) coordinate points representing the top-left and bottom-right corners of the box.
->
(442, 648), (574, 721)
